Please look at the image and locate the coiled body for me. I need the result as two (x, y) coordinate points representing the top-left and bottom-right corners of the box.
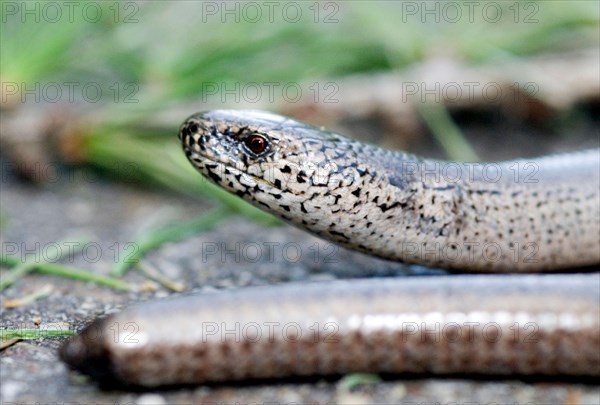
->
(60, 111), (600, 387)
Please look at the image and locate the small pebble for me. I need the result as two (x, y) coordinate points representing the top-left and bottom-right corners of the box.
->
(136, 393), (167, 405)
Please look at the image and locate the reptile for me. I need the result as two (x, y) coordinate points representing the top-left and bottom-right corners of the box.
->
(60, 110), (600, 387)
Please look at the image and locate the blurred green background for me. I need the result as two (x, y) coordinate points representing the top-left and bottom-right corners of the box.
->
(3, 0), (598, 189)
(1, 0), (599, 280)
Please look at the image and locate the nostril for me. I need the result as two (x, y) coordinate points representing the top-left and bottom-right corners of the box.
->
(179, 121), (200, 141)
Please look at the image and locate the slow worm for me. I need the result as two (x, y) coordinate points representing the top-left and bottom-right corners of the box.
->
(60, 110), (600, 387)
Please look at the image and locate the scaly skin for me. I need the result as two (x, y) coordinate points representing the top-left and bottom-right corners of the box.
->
(178, 110), (600, 272)
(60, 275), (600, 386)
(60, 110), (600, 387)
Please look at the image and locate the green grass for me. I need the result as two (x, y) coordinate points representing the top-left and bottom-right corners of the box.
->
(111, 207), (232, 277)
(0, 238), (131, 291)
(1, 0), (597, 290)
(3, 0), (597, 173)
(0, 256), (130, 292)
(0, 328), (74, 340)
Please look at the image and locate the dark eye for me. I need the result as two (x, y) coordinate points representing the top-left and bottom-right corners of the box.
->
(244, 134), (269, 155)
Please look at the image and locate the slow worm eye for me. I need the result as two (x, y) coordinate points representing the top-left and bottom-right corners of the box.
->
(244, 134), (269, 155)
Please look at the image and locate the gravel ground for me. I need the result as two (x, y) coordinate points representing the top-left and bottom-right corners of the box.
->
(1, 159), (599, 405)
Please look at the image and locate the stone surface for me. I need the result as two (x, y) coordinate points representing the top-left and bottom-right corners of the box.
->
(1, 160), (598, 404)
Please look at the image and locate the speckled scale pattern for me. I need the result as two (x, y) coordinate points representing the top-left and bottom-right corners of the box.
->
(178, 110), (600, 272)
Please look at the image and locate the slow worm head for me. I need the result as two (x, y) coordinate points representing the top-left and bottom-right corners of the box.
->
(179, 110), (600, 272)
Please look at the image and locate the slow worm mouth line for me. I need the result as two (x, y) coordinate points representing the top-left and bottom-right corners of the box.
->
(198, 155), (277, 190)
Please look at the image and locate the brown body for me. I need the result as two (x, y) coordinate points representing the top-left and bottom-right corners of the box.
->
(60, 111), (600, 387)
(61, 275), (600, 387)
